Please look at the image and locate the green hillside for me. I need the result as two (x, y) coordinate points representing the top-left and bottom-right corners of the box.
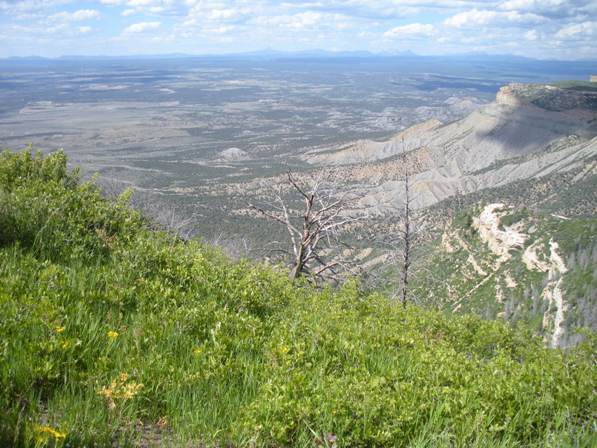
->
(0, 150), (595, 447)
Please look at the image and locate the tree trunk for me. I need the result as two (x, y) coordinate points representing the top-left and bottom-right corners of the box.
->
(290, 244), (305, 280)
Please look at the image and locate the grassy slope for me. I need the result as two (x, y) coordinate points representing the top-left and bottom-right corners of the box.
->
(0, 150), (595, 447)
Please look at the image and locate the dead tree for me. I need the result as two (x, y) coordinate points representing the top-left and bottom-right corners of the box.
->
(250, 171), (364, 284)
(209, 233), (253, 259)
(399, 151), (413, 306)
(382, 138), (420, 306)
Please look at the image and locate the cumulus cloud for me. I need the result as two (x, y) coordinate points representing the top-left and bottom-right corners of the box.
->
(123, 21), (161, 33)
(501, 0), (597, 22)
(384, 23), (436, 38)
(207, 8), (238, 20)
(49, 9), (101, 22)
(524, 29), (538, 40)
(555, 21), (597, 39)
(444, 8), (545, 28)
(100, 0), (181, 16)
(205, 25), (235, 34)
(500, 0), (562, 10)
(1, 0), (596, 58)
(253, 11), (324, 30)
(0, 0), (73, 14)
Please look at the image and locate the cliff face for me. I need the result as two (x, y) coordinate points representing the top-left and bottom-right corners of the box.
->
(302, 82), (597, 214)
(496, 82), (597, 111)
(495, 84), (528, 107)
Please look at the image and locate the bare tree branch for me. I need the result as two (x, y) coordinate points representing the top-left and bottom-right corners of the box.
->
(249, 170), (366, 285)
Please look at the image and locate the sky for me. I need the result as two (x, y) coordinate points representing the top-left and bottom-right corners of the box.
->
(0, 1), (596, 59)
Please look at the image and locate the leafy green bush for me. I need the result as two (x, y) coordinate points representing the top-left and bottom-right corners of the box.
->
(0, 150), (595, 447)
(498, 208), (530, 230)
(0, 148), (144, 262)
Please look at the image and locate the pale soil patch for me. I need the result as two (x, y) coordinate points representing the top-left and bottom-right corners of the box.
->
(522, 237), (570, 347)
(542, 240), (569, 348)
(522, 240), (551, 272)
(473, 203), (528, 264)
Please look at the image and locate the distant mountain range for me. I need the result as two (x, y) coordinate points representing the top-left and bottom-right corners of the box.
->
(3, 50), (597, 63)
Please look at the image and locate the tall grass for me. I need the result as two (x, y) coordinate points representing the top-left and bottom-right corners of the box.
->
(0, 150), (595, 447)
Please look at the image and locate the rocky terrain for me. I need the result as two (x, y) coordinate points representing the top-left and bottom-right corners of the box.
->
(216, 82), (596, 347)
(414, 203), (596, 349)
(300, 82), (597, 215)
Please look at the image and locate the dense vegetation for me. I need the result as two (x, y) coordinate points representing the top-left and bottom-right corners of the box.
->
(0, 150), (595, 447)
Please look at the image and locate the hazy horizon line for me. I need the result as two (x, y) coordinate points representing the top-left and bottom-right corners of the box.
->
(3, 49), (597, 64)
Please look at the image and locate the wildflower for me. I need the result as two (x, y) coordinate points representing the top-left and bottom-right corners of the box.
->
(277, 344), (290, 355)
(121, 381), (143, 399)
(98, 372), (143, 410)
(35, 425), (67, 442)
(193, 346), (203, 356)
(107, 330), (119, 340)
(55, 326), (65, 334)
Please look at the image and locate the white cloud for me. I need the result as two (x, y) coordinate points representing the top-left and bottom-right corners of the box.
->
(100, 0), (179, 16)
(445, 9), (496, 27)
(524, 29), (538, 40)
(0, 0), (73, 14)
(72, 9), (101, 21)
(206, 25), (236, 34)
(445, 8), (545, 28)
(384, 23), (436, 38)
(123, 21), (161, 33)
(555, 21), (597, 39)
(100, 0), (155, 4)
(2, 0), (597, 59)
(207, 8), (238, 20)
(128, 0), (154, 6)
(499, 0), (571, 12)
(49, 9), (101, 22)
(253, 11), (324, 30)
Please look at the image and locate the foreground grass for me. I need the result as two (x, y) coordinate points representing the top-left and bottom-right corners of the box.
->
(0, 150), (595, 447)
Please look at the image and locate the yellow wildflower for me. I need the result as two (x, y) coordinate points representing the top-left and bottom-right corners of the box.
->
(121, 381), (143, 399)
(278, 344), (290, 355)
(107, 330), (119, 340)
(35, 425), (67, 441)
(55, 326), (65, 334)
(193, 346), (203, 356)
(98, 372), (143, 408)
